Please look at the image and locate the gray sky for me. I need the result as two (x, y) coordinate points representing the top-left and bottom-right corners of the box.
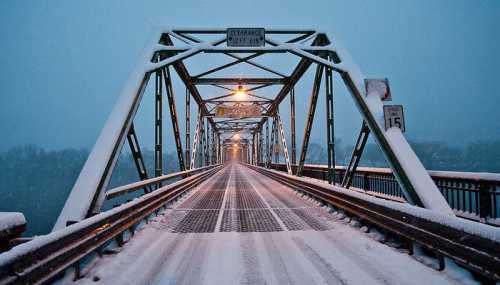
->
(1, 0), (499, 152)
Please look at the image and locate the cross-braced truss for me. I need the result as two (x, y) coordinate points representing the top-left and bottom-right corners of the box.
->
(54, 28), (454, 231)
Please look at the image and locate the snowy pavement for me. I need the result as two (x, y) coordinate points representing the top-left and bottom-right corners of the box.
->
(69, 163), (468, 285)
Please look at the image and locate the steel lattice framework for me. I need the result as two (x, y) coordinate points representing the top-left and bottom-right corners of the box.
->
(53, 28), (454, 230)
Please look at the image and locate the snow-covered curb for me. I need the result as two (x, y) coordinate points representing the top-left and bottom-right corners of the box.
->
(261, 167), (500, 242)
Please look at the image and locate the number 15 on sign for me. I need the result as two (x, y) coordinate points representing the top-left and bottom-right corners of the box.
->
(383, 105), (405, 132)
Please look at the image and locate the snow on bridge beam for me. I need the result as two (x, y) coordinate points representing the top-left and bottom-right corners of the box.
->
(191, 78), (288, 85)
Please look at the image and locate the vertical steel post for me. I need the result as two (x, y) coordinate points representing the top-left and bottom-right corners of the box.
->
(269, 117), (276, 166)
(154, 68), (163, 181)
(211, 129), (216, 165)
(290, 87), (297, 168)
(297, 64), (324, 176)
(259, 127), (264, 165)
(325, 62), (335, 184)
(205, 120), (210, 166)
(200, 115), (205, 168)
(265, 120), (270, 168)
(163, 67), (186, 171)
(274, 116), (279, 164)
(185, 88), (191, 169)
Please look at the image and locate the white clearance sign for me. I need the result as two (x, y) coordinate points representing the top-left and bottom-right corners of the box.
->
(227, 28), (265, 47)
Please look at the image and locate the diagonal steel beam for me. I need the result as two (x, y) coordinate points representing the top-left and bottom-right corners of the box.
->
(190, 111), (202, 169)
(342, 121), (370, 188)
(276, 112), (292, 175)
(126, 123), (152, 194)
(163, 67), (186, 171)
(297, 64), (324, 176)
(193, 53), (263, 78)
(224, 53), (287, 78)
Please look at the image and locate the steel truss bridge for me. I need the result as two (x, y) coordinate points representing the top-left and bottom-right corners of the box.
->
(0, 28), (498, 285)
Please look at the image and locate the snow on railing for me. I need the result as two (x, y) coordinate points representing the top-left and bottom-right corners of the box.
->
(268, 163), (500, 224)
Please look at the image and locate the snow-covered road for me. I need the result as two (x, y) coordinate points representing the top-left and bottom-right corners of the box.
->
(71, 163), (468, 285)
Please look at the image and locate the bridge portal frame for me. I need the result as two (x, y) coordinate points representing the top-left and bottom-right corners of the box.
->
(54, 28), (453, 231)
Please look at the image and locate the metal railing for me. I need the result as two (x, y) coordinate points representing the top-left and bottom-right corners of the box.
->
(0, 166), (222, 285)
(248, 164), (500, 281)
(266, 163), (500, 225)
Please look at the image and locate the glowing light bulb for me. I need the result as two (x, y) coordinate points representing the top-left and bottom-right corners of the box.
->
(233, 143), (238, 148)
(234, 85), (246, 100)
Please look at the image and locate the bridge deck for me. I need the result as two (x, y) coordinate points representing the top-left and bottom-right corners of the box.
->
(71, 164), (463, 285)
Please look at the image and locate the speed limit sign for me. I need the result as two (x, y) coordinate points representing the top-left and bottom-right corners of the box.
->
(383, 105), (405, 132)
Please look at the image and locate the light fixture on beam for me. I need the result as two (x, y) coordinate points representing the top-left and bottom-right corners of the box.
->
(234, 84), (246, 101)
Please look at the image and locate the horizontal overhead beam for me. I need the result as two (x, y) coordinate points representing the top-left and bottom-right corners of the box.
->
(192, 78), (288, 85)
(172, 29), (315, 34)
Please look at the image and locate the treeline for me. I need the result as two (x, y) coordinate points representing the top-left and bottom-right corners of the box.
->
(1, 141), (499, 236)
(0, 145), (179, 236)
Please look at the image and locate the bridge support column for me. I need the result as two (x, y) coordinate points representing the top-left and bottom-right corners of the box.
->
(200, 114), (205, 168)
(290, 87), (297, 169)
(259, 127), (264, 165)
(154, 67), (163, 182)
(185, 88), (191, 169)
(265, 120), (270, 168)
(325, 62), (335, 184)
(204, 120), (209, 166)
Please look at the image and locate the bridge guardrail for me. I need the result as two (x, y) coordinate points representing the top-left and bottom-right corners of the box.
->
(0, 165), (222, 284)
(265, 163), (500, 225)
(249, 164), (500, 281)
(105, 165), (219, 199)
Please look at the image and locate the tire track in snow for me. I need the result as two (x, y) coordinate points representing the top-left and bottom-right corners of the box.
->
(166, 233), (210, 285)
(240, 233), (266, 284)
(260, 233), (297, 285)
(320, 231), (394, 285)
(292, 236), (348, 285)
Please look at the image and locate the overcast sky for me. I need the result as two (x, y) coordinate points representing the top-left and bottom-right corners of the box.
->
(1, 0), (499, 152)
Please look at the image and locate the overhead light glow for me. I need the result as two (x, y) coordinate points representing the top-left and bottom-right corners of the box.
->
(233, 143), (238, 148)
(234, 85), (246, 100)
(233, 133), (240, 140)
